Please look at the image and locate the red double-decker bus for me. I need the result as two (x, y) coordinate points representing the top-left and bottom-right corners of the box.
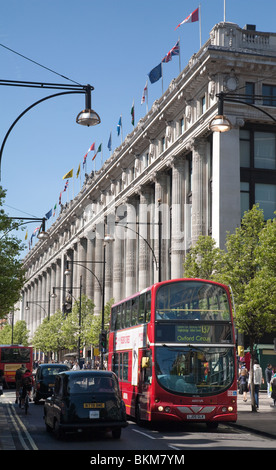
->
(0, 345), (33, 385)
(108, 279), (237, 428)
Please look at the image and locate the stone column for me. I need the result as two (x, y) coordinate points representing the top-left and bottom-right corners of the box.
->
(138, 185), (153, 290)
(191, 138), (207, 245)
(212, 128), (241, 248)
(171, 156), (187, 279)
(113, 226), (124, 303)
(154, 172), (169, 282)
(86, 238), (95, 300)
(78, 237), (87, 296)
(125, 198), (137, 297)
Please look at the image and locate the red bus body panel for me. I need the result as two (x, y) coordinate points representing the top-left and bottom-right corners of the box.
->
(0, 345), (33, 384)
(108, 279), (237, 424)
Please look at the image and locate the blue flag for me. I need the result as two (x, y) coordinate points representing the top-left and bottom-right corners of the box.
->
(107, 132), (112, 151)
(117, 116), (122, 136)
(45, 209), (52, 220)
(148, 63), (162, 84)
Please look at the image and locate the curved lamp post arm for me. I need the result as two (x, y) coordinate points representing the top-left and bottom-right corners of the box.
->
(216, 92), (276, 123)
(0, 90), (83, 179)
(116, 223), (159, 271)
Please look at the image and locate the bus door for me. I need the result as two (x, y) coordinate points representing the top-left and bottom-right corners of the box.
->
(138, 349), (152, 421)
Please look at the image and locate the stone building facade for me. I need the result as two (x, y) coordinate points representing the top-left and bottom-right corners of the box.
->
(16, 22), (276, 339)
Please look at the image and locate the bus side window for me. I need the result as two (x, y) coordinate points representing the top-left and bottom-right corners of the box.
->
(115, 305), (121, 330)
(138, 294), (145, 324)
(132, 296), (138, 325)
(142, 351), (152, 384)
(125, 301), (131, 328)
(145, 291), (151, 322)
(113, 353), (119, 378)
(111, 307), (116, 331)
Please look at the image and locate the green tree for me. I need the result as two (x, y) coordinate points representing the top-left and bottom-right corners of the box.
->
(32, 311), (66, 355)
(0, 186), (25, 318)
(183, 235), (225, 280)
(0, 320), (29, 345)
(183, 206), (276, 412)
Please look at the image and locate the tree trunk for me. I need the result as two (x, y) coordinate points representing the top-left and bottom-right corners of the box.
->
(249, 347), (257, 412)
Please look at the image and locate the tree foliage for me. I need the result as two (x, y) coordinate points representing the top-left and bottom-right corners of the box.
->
(32, 296), (113, 355)
(0, 186), (25, 318)
(0, 320), (29, 345)
(183, 205), (276, 411)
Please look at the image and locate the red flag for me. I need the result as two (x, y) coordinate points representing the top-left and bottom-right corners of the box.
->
(175, 7), (199, 30)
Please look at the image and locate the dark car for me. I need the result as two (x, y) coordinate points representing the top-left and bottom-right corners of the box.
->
(33, 363), (70, 404)
(43, 370), (128, 439)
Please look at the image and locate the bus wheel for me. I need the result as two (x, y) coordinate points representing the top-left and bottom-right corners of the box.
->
(135, 400), (143, 426)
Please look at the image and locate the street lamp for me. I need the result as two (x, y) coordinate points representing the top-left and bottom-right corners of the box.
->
(0, 80), (100, 179)
(64, 233), (112, 370)
(209, 91), (276, 132)
(1, 216), (49, 241)
(51, 277), (82, 366)
(25, 294), (51, 320)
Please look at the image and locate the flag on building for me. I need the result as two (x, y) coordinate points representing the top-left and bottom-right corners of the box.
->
(53, 203), (57, 216)
(141, 81), (148, 104)
(64, 180), (69, 192)
(175, 7), (199, 29)
(131, 100), (134, 126)
(76, 163), (81, 178)
(45, 209), (52, 220)
(62, 169), (73, 179)
(92, 143), (102, 160)
(117, 115), (122, 136)
(107, 132), (112, 151)
(25, 230), (28, 240)
(148, 63), (162, 84)
(88, 142), (95, 152)
(162, 40), (180, 63)
(83, 153), (88, 168)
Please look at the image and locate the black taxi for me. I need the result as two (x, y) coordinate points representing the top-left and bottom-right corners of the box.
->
(43, 370), (127, 439)
(33, 363), (70, 404)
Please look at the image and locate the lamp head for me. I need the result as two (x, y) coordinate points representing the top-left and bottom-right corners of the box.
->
(209, 115), (232, 132)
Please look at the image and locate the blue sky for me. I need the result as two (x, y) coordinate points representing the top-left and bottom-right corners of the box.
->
(1, 0), (276, 256)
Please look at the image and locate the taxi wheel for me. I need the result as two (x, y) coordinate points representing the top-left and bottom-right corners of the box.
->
(112, 428), (121, 439)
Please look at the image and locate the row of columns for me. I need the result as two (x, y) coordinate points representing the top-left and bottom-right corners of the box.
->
(21, 139), (210, 337)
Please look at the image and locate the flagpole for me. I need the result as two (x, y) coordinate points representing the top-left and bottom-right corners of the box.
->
(121, 115), (123, 143)
(178, 37), (181, 73)
(161, 62), (164, 94)
(224, 0), (226, 21)
(146, 82), (148, 113)
(199, 3), (202, 48)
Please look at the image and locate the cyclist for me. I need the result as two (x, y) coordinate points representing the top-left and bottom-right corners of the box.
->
(15, 365), (26, 404)
(20, 369), (33, 408)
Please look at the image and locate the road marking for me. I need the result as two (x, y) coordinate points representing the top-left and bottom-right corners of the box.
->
(132, 428), (156, 440)
(7, 403), (38, 450)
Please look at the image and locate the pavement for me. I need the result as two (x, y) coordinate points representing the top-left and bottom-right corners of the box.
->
(0, 391), (275, 450)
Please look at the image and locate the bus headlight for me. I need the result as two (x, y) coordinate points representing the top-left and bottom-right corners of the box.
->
(158, 406), (164, 412)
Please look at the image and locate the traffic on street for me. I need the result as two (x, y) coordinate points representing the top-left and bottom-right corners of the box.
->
(1, 388), (275, 453)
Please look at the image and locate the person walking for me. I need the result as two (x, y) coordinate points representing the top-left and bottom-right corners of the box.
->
(249, 359), (263, 409)
(15, 364), (26, 404)
(270, 372), (276, 407)
(238, 366), (249, 402)
(265, 364), (273, 398)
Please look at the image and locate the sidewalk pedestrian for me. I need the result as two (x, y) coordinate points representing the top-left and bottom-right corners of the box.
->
(249, 359), (264, 409)
(265, 364), (273, 398)
(238, 364), (249, 402)
(270, 373), (276, 407)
